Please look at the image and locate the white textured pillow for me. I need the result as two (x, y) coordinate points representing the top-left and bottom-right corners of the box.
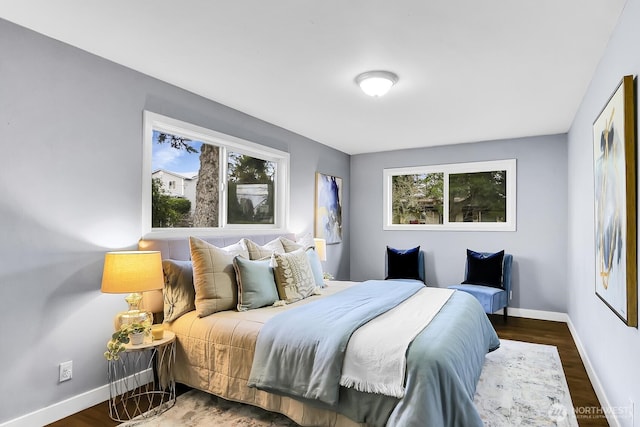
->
(243, 238), (285, 260)
(279, 236), (303, 252)
(272, 248), (317, 303)
(280, 234), (315, 252)
(189, 237), (249, 317)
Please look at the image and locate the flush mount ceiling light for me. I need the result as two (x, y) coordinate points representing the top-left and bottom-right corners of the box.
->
(355, 70), (399, 97)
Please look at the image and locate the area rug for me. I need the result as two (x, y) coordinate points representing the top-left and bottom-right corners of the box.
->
(474, 339), (578, 427)
(123, 339), (578, 427)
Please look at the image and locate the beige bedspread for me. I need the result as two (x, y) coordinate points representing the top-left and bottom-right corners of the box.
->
(166, 281), (364, 427)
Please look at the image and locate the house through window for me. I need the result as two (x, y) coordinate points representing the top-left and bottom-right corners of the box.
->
(143, 111), (289, 234)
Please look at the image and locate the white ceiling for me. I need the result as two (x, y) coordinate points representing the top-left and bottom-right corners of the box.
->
(0, 1), (627, 155)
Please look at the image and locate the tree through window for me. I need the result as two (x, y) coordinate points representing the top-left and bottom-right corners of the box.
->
(143, 111), (289, 234)
(384, 159), (516, 231)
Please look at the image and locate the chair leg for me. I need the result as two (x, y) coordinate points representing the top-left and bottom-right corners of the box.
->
(503, 307), (508, 322)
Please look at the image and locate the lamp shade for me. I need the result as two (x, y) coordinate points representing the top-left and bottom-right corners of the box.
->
(313, 238), (327, 262)
(101, 251), (164, 293)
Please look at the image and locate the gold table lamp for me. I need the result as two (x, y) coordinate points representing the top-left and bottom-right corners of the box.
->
(313, 238), (327, 261)
(101, 251), (164, 330)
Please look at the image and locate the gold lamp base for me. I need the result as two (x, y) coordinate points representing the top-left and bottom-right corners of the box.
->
(113, 292), (153, 331)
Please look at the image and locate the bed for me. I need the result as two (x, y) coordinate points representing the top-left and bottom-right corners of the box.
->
(139, 233), (500, 427)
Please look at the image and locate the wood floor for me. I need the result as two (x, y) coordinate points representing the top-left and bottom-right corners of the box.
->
(47, 316), (608, 427)
(489, 315), (607, 427)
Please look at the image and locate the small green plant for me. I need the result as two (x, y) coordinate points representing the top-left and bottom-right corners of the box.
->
(104, 323), (150, 360)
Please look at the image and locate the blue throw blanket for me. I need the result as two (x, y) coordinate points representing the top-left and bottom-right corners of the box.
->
(384, 291), (500, 426)
(247, 280), (424, 406)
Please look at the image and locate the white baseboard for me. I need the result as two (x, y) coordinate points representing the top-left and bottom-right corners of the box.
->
(0, 369), (153, 427)
(566, 318), (620, 427)
(0, 385), (110, 427)
(504, 308), (618, 427)
(504, 306), (569, 323)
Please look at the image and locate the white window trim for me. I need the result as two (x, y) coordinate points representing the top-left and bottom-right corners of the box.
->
(383, 159), (516, 231)
(142, 111), (290, 238)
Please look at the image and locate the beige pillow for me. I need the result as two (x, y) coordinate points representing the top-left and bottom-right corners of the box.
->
(272, 248), (317, 303)
(279, 236), (303, 252)
(162, 259), (195, 322)
(243, 238), (285, 260)
(189, 236), (249, 317)
(280, 234), (315, 252)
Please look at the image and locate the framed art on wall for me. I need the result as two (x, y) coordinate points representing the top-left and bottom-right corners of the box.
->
(315, 173), (343, 244)
(593, 75), (637, 327)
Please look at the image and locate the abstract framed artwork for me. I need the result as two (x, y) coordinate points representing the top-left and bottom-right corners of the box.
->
(315, 173), (343, 244)
(592, 75), (637, 327)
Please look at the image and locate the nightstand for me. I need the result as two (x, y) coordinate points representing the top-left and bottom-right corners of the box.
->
(107, 330), (176, 422)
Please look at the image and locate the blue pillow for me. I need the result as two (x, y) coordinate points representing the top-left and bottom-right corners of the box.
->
(306, 248), (325, 287)
(386, 246), (421, 280)
(232, 256), (279, 311)
(462, 249), (505, 288)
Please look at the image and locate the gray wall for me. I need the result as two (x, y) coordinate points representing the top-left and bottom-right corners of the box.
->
(350, 134), (568, 312)
(0, 19), (349, 423)
(567, 0), (640, 424)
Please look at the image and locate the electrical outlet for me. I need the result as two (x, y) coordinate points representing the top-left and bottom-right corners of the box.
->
(59, 361), (72, 382)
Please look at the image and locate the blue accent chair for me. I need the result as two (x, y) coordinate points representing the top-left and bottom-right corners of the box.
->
(448, 253), (513, 320)
(416, 250), (426, 283)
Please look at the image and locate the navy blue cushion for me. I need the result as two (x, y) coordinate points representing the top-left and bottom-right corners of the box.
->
(462, 249), (504, 288)
(386, 246), (421, 280)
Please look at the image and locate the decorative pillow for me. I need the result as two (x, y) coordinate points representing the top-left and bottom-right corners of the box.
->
(306, 248), (325, 287)
(243, 238), (285, 260)
(272, 248), (317, 303)
(296, 233), (316, 250)
(162, 259), (195, 322)
(280, 236), (303, 252)
(233, 256), (279, 311)
(189, 236), (249, 317)
(280, 234), (315, 252)
(462, 249), (505, 288)
(386, 246), (421, 280)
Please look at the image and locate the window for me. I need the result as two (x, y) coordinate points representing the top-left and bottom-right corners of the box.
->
(142, 111), (289, 236)
(227, 151), (276, 225)
(383, 159), (516, 231)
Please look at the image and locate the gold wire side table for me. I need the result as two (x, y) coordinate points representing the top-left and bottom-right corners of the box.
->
(107, 330), (176, 422)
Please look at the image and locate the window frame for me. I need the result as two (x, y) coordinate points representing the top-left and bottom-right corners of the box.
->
(383, 159), (516, 231)
(142, 111), (290, 237)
